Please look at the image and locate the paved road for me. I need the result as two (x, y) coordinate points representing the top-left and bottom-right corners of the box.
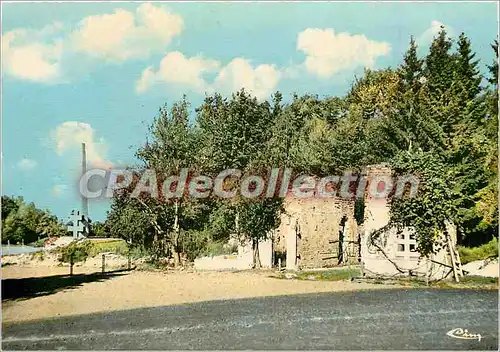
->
(2, 289), (498, 350)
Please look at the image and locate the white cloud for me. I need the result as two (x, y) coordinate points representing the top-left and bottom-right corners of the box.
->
(139, 28), (387, 98)
(17, 158), (38, 171)
(296, 28), (391, 78)
(52, 184), (69, 197)
(417, 20), (455, 48)
(71, 3), (183, 61)
(1, 24), (64, 82)
(213, 58), (282, 100)
(2, 4), (183, 83)
(137, 54), (281, 100)
(51, 121), (111, 169)
(136, 51), (220, 94)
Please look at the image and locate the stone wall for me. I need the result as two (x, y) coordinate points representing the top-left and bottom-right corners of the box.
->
(273, 196), (357, 269)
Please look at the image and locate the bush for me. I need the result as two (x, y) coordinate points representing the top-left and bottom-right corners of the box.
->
(31, 251), (45, 261)
(198, 241), (238, 258)
(58, 240), (93, 265)
(458, 237), (499, 264)
(129, 246), (150, 260)
(29, 237), (49, 247)
(180, 230), (210, 261)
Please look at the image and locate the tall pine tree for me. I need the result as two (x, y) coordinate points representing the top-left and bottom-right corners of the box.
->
(455, 32), (482, 100)
(398, 36), (423, 93)
(425, 26), (456, 95)
(487, 40), (498, 87)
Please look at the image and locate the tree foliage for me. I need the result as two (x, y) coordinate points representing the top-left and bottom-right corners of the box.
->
(1, 195), (67, 244)
(104, 30), (498, 264)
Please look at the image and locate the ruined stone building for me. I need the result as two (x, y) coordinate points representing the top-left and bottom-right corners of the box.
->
(195, 164), (458, 278)
(273, 196), (358, 270)
(273, 165), (457, 280)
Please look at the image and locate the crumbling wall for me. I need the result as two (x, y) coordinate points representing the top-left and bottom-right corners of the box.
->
(273, 197), (357, 269)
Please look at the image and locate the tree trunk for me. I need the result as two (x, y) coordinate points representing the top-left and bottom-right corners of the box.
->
(69, 253), (74, 276)
(172, 200), (181, 267)
(235, 210), (240, 239)
(252, 238), (261, 269)
(425, 259), (429, 286)
(171, 242), (180, 266)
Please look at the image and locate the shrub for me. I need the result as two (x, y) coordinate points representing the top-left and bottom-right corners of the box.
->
(180, 230), (210, 261)
(29, 237), (49, 247)
(129, 245), (150, 260)
(198, 241), (238, 258)
(58, 240), (93, 265)
(458, 237), (499, 264)
(31, 251), (45, 261)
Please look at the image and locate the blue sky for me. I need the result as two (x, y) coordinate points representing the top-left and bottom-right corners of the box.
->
(1, 1), (498, 222)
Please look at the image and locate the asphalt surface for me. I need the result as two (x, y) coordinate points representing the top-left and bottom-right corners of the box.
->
(2, 288), (498, 350)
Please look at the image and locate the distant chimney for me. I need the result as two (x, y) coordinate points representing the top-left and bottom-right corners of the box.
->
(81, 143), (89, 217)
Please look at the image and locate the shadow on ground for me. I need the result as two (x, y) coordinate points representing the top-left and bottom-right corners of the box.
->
(1, 268), (133, 301)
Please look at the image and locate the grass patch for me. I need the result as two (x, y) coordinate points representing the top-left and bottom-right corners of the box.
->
(459, 275), (498, 285)
(458, 238), (498, 264)
(277, 268), (361, 281)
(353, 275), (497, 290)
(431, 275), (498, 289)
(87, 239), (129, 257)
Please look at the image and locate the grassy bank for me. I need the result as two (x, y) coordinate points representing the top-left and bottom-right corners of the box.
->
(274, 267), (497, 290)
(275, 268), (361, 281)
(458, 237), (498, 264)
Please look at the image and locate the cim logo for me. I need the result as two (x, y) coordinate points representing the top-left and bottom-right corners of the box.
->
(446, 328), (482, 342)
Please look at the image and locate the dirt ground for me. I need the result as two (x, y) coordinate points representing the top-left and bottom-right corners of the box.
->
(1, 265), (391, 324)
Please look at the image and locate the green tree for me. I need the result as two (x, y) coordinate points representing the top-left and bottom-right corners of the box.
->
(389, 151), (459, 256)
(1, 196), (67, 244)
(239, 198), (283, 268)
(487, 40), (498, 87)
(135, 98), (198, 265)
(455, 32), (482, 100)
(107, 194), (156, 251)
(90, 221), (109, 238)
(196, 89), (281, 266)
(58, 240), (93, 275)
(425, 26), (456, 95)
(1, 195), (22, 220)
(398, 36), (424, 93)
